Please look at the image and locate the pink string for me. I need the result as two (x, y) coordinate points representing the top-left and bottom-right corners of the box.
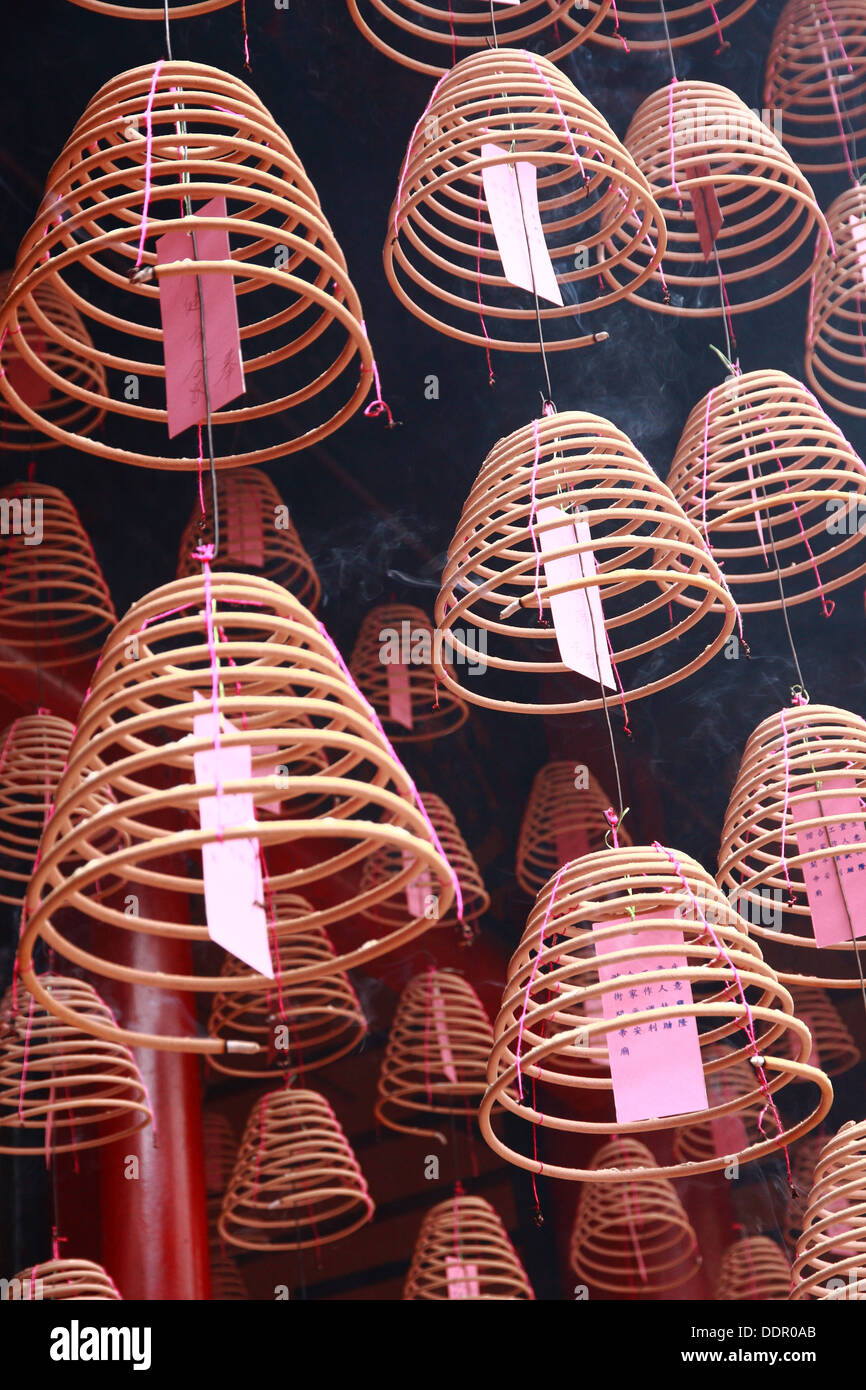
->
(528, 418), (545, 619)
(524, 53), (587, 185)
(395, 74), (449, 233)
(609, 0), (630, 52)
(315, 620), (464, 921)
(756, 415), (835, 616)
(240, 0), (251, 70)
(514, 864), (567, 1101)
(651, 842), (790, 1173)
(135, 60), (165, 270)
(709, 3), (727, 53)
(196, 424), (205, 515)
(360, 319), (395, 427)
(820, 0), (855, 76)
(423, 966), (435, 1107)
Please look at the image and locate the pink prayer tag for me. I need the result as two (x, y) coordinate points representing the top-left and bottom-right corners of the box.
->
(445, 1260), (480, 1298)
(386, 661), (413, 729)
(593, 912), (708, 1125)
(555, 825), (590, 867)
(849, 215), (866, 288)
(430, 980), (458, 1083)
(156, 196), (245, 438)
(223, 476), (265, 567)
(481, 147), (563, 306)
(6, 330), (50, 407)
(536, 505), (615, 689)
(402, 848), (432, 918)
(193, 709), (273, 978)
(793, 776), (866, 948)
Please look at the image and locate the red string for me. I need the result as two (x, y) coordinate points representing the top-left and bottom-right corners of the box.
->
(360, 319), (395, 427)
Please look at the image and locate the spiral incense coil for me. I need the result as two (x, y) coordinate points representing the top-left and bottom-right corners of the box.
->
(361, 792), (488, 930)
(349, 605), (468, 742)
(784, 987), (861, 1076)
(346, 0), (610, 76)
(570, 1138), (700, 1294)
(578, 0), (758, 50)
(0, 714), (128, 907)
(434, 411), (737, 716)
(806, 186), (866, 419)
(0, 482), (116, 670)
(384, 49), (666, 352)
(0, 62), (371, 469)
(717, 702), (866, 987)
(666, 369), (866, 613)
(792, 1120), (866, 1299)
(0, 270), (106, 449)
(516, 760), (633, 896)
(404, 1194), (534, 1299)
(18, 573), (457, 1053)
(619, 82), (829, 317)
(0, 975), (151, 1156)
(765, 0), (866, 176)
(203, 1111), (238, 1195)
(715, 1236), (792, 1300)
(480, 844), (833, 1183)
(207, 920), (367, 1077)
(177, 469), (321, 610)
(9, 1258), (121, 1300)
(672, 1047), (770, 1165)
(376, 969), (494, 1139)
(219, 1086), (374, 1251)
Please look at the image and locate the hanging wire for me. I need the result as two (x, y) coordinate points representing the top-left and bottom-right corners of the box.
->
(658, 0), (678, 83)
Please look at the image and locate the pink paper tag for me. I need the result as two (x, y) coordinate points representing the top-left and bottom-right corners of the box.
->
(386, 661), (413, 729)
(793, 776), (866, 948)
(445, 1259), (480, 1298)
(849, 215), (866, 288)
(223, 476), (265, 567)
(431, 981), (458, 1084)
(555, 825), (590, 867)
(481, 147), (563, 306)
(193, 709), (273, 977)
(593, 913), (709, 1125)
(402, 848), (432, 918)
(537, 505), (615, 689)
(156, 196), (245, 438)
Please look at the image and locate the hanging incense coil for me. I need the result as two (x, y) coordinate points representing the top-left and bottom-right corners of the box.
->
(0, 62), (371, 468)
(209, 1245), (247, 1300)
(177, 469), (321, 610)
(666, 369), (866, 613)
(376, 969), (494, 1139)
(219, 1086), (374, 1251)
(203, 1111), (237, 1195)
(806, 186), (866, 419)
(765, 0), (866, 176)
(361, 792), (488, 930)
(618, 82), (829, 316)
(792, 1120), (866, 1299)
(717, 702), (866, 988)
(715, 1236), (792, 1300)
(570, 1138), (700, 1294)
(516, 760), (633, 895)
(18, 573), (457, 1053)
(783, 987), (861, 1076)
(0, 482), (116, 670)
(480, 844), (833, 1182)
(0, 270), (106, 449)
(404, 1194), (534, 1299)
(0, 714), (128, 907)
(8, 1258), (121, 1300)
(434, 411), (737, 716)
(346, 0), (610, 76)
(349, 605), (468, 742)
(672, 1047), (768, 1165)
(0, 975), (151, 1156)
(578, 0), (758, 50)
(384, 48), (666, 352)
(208, 918), (367, 1077)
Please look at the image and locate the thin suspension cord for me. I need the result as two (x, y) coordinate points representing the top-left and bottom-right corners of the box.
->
(489, 0), (499, 47)
(659, 0), (677, 83)
(163, 0), (173, 59)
